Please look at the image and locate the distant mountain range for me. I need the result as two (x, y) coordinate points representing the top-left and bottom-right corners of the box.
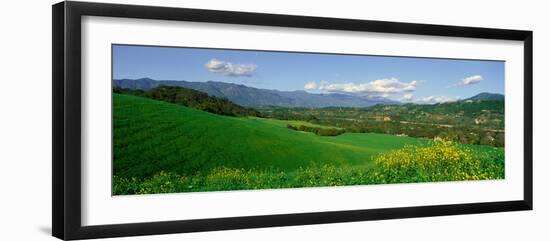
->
(113, 78), (504, 108)
(113, 78), (399, 108)
(464, 92), (505, 101)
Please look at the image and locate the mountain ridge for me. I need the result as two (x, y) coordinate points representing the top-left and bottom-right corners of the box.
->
(113, 78), (399, 108)
(113, 78), (504, 108)
(464, 92), (504, 101)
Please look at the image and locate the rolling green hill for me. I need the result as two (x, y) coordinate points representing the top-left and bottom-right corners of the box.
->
(114, 86), (260, 117)
(113, 94), (427, 179)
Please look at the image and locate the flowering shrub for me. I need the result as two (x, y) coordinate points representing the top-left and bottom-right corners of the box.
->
(373, 140), (504, 183)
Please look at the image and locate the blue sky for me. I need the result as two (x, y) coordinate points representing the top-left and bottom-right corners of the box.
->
(113, 44), (504, 103)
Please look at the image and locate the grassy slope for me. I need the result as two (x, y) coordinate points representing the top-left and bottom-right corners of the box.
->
(253, 117), (344, 129)
(113, 94), (427, 179)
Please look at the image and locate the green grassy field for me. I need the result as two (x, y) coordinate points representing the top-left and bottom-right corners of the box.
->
(114, 94), (425, 178)
(113, 94), (504, 195)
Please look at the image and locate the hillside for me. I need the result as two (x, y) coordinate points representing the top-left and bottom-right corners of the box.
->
(113, 94), (426, 179)
(113, 78), (398, 108)
(260, 99), (505, 147)
(114, 85), (260, 117)
(262, 99), (505, 128)
(366, 99), (504, 127)
(465, 92), (504, 101)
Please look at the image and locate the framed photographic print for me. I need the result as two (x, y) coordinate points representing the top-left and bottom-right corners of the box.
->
(52, 1), (533, 240)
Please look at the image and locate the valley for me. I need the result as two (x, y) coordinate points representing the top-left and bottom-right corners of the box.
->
(112, 84), (505, 194)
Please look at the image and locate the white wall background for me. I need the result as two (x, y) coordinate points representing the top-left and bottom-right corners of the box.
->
(0, 0), (547, 240)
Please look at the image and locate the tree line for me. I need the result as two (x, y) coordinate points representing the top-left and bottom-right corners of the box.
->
(286, 124), (345, 136)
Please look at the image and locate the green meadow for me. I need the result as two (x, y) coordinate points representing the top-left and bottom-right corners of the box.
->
(113, 94), (504, 195)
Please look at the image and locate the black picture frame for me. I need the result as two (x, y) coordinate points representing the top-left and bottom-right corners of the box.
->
(52, 1), (533, 240)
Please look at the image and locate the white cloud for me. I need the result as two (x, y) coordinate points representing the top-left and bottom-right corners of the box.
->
(401, 93), (414, 101)
(317, 78), (417, 95)
(459, 75), (483, 86)
(416, 95), (458, 104)
(304, 81), (318, 90)
(205, 59), (257, 77)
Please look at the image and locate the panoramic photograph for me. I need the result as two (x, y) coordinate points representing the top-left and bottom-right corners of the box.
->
(111, 44), (505, 195)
